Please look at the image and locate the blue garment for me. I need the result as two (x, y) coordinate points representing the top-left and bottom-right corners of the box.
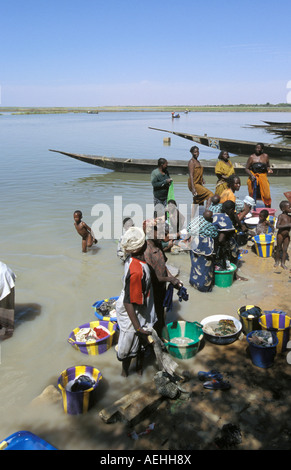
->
(189, 236), (215, 293)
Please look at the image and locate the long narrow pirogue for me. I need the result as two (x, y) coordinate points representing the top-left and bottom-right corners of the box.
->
(49, 149), (291, 176)
(148, 127), (291, 159)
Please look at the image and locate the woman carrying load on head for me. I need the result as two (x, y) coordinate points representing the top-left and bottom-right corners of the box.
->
(214, 151), (235, 196)
(188, 146), (213, 207)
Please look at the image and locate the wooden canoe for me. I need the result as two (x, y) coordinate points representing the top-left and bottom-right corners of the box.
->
(49, 149), (291, 176)
(149, 127), (291, 159)
(263, 121), (291, 128)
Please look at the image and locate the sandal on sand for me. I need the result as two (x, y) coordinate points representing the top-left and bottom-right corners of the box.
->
(203, 379), (231, 391)
(198, 370), (223, 381)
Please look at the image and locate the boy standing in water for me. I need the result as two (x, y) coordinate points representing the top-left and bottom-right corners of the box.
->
(274, 201), (291, 269)
(73, 210), (98, 253)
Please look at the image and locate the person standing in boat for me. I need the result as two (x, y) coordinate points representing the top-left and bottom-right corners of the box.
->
(245, 143), (273, 208)
(151, 158), (172, 215)
(188, 146), (213, 207)
(214, 151), (235, 196)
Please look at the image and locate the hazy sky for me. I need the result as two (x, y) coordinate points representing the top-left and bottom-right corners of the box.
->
(2, 0), (291, 106)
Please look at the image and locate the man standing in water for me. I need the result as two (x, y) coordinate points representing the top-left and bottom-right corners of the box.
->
(245, 143), (273, 208)
(151, 158), (172, 215)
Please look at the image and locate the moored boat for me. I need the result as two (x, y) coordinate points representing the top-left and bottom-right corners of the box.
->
(49, 149), (291, 176)
(149, 127), (291, 159)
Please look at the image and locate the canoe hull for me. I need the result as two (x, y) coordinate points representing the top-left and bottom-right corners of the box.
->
(149, 127), (291, 159)
(49, 150), (291, 176)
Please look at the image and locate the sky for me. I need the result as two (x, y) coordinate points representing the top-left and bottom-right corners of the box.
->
(1, 0), (291, 107)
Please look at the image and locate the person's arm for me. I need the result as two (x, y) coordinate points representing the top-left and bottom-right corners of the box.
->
(245, 156), (255, 181)
(276, 215), (291, 230)
(151, 173), (172, 189)
(266, 153), (273, 174)
(123, 302), (150, 337)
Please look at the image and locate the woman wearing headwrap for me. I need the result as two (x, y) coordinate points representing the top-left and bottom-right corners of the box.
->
(115, 227), (157, 377)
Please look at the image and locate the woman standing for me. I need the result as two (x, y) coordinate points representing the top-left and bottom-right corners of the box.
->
(214, 151), (235, 196)
(188, 146), (213, 207)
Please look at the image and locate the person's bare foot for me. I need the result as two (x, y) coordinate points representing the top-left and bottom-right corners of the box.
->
(282, 264), (288, 270)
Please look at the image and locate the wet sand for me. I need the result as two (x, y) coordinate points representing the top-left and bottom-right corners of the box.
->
(1, 243), (291, 451)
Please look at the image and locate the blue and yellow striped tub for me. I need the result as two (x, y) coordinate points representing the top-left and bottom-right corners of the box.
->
(259, 312), (291, 353)
(68, 320), (117, 355)
(57, 365), (102, 415)
(253, 234), (275, 258)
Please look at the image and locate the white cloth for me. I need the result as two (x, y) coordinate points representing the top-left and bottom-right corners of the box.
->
(0, 262), (16, 301)
(120, 227), (146, 254)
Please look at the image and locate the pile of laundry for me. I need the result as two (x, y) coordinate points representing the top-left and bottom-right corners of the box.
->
(75, 325), (110, 343)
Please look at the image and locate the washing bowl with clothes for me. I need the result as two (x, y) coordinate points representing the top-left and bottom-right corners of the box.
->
(200, 315), (242, 345)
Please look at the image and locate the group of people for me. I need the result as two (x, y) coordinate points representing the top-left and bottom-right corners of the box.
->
(71, 144), (291, 378)
(187, 142), (272, 208)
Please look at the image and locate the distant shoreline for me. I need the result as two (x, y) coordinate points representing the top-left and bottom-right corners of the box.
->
(1, 104), (291, 115)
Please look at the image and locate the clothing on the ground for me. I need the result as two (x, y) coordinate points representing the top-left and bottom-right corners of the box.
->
(215, 160), (235, 195)
(188, 166), (213, 205)
(116, 256), (157, 361)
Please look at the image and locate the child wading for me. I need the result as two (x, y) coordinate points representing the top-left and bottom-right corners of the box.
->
(73, 210), (98, 253)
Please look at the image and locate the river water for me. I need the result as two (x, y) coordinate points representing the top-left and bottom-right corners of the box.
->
(0, 110), (291, 450)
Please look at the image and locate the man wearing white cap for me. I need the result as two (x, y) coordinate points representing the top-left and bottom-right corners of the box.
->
(115, 227), (157, 377)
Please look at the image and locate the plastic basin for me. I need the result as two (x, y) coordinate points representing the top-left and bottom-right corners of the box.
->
(162, 321), (203, 359)
(214, 263), (237, 288)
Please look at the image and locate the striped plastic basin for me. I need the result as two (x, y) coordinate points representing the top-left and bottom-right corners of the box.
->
(68, 320), (117, 355)
(253, 234), (275, 258)
(58, 365), (102, 415)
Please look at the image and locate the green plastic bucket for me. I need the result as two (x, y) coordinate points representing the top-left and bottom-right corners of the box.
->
(162, 321), (203, 360)
(214, 263), (237, 288)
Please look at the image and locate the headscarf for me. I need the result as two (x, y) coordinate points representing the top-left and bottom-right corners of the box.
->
(120, 227), (146, 254)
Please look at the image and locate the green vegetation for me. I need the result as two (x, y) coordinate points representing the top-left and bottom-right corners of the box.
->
(1, 104), (291, 115)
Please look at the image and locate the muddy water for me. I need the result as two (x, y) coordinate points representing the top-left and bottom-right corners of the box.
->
(0, 111), (290, 449)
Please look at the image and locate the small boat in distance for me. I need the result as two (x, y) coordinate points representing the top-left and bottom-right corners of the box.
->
(149, 127), (291, 159)
(49, 149), (291, 176)
(171, 112), (180, 118)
